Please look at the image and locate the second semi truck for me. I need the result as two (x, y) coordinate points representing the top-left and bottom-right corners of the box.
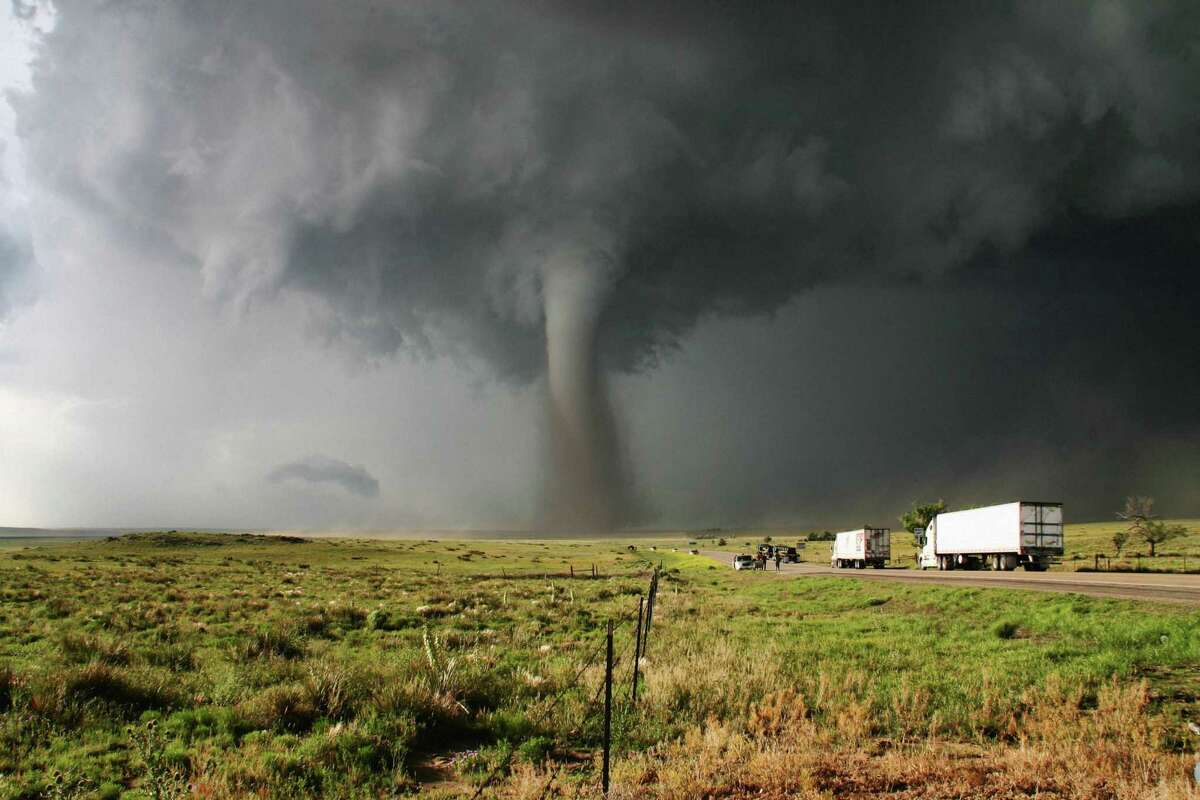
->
(832, 527), (891, 569)
(918, 501), (1063, 571)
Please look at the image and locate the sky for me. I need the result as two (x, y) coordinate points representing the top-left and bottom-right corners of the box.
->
(0, 1), (1197, 532)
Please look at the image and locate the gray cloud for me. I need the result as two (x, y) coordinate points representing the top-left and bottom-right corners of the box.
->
(268, 455), (380, 499)
(0, 226), (31, 321)
(5, 1), (1200, 528)
(16, 2), (1199, 360)
(0, 224), (33, 327)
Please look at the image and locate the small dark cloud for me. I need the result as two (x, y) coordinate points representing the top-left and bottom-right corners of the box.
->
(0, 225), (34, 322)
(268, 455), (380, 499)
(11, 1), (39, 21)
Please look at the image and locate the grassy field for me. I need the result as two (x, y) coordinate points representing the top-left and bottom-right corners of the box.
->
(716, 519), (1200, 571)
(1, 532), (1199, 798)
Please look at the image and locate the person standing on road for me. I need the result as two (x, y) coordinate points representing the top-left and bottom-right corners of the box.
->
(774, 553), (781, 571)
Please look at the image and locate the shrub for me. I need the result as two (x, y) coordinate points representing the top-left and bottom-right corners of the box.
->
(517, 735), (554, 764)
(0, 664), (17, 712)
(239, 684), (318, 733)
(304, 662), (362, 721)
(993, 620), (1020, 640)
(142, 643), (196, 672)
(45, 596), (77, 619)
(234, 624), (306, 661)
(57, 663), (177, 718)
(58, 633), (131, 666)
(165, 707), (249, 743)
(326, 604), (368, 630)
(127, 719), (188, 799)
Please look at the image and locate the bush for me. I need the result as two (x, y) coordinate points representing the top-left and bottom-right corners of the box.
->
(0, 664), (16, 712)
(234, 624), (307, 661)
(45, 596), (77, 619)
(239, 684), (318, 733)
(326, 604), (368, 630)
(141, 643), (196, 672)
(165, 707), (249, 743)
(305, 662), (363, 721)
(56, 663), (177, 718)
(993, 620), (1020, 640)
(58, 633), (131, 666)
(517, 735), (554, 764)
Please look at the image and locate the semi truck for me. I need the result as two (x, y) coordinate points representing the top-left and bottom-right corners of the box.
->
(918, 501), (1063, 571)
(832, 527), (891, 569)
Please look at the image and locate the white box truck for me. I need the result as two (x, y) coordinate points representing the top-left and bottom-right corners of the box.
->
(918, 501), (1063, 571)
(832, 527), (890, 569)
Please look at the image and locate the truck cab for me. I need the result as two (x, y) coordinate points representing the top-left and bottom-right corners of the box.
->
(918, 523), (937, 569)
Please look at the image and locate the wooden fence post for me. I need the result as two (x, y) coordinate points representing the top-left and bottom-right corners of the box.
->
(643, 570), (658, 656)
(630, 595), (644, 704)
(603, 620), (613, 794)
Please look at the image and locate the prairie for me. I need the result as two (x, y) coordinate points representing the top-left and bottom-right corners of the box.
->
(0, 532), (1198, 798)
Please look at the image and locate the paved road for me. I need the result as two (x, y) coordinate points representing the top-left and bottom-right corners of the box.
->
(700, 550), (1200, 604)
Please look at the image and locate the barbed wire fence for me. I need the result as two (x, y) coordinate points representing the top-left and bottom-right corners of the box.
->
(469, 563), (662, 798)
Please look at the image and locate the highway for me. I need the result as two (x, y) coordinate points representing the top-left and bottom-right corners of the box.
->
(700, 550), (1200, 604)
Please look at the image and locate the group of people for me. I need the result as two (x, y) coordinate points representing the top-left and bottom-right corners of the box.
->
(755, 552), (783, 571)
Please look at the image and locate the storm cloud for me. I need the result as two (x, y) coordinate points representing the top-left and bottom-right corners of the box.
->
(2, 0), (1199, 528)
(268, 455), (380, 499)
(0, 143), (32, 322)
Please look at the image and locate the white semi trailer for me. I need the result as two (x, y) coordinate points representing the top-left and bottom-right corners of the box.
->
(832, 527), (890, 569)
(918, 501), (1063, 571)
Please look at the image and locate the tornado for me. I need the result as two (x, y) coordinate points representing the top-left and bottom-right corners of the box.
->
(542, 258), (625, 531)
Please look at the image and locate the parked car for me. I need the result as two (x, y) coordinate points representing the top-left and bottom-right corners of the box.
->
(757, 544), (775, 558)
(732, 554), (755, 570)
(777, 546), (799, 563)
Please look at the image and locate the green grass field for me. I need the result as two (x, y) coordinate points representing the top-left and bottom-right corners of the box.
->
(1, 531), (1198, 798)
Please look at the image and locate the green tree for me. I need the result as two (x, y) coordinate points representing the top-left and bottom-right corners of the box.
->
(1140, 520), (1187, 557)
(900, 500), (947, 548)
(1117, 496), (1157, 555)
(1111, 529), (1129, 556)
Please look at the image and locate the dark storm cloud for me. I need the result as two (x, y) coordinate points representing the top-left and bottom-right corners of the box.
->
(0, 225), (30, 320)
(20, 0), (1197, 372)
(268, 455), (380, 499)
(9, 0), (1200, 524)
(0, 144), (33, 323)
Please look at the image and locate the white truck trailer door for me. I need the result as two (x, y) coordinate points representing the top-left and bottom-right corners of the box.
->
(1020, 503), (1064, 552)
